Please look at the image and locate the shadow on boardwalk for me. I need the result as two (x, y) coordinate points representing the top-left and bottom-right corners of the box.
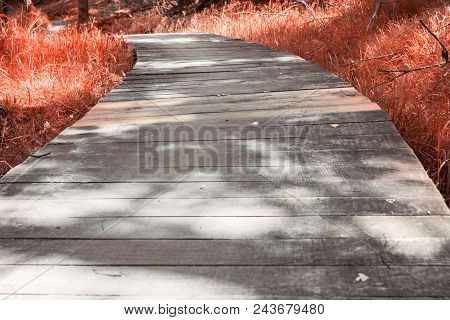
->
(0, 33), (449, 299)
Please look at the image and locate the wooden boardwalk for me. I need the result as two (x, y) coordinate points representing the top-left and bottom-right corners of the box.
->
(0, 33), (449, 299)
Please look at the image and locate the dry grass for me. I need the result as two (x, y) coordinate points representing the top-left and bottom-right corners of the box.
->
(166, 0), (449, 200)
(0, 11), (135, 174)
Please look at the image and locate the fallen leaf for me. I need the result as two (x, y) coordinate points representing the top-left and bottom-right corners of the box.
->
(330, 123), (340, 128)
(355, 273), (369, 282)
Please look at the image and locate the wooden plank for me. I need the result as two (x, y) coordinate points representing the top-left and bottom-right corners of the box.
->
(135, 48), (276, 56)
(117, 70), (341, 90)
(127, 60), (332, 75)
(1, 197), (447, 218)
(53, 133), (414, 150)
(94, 87), (368, 109)
(57, 109), (388, 142)
(2, 215), (450, 239)
(2, 163), (429, 184)
(125, 62), (326, 76)
(74, 117), (392, 137)
(71, 107), (387, 129)
(135, 50), (295, 60)
(2, 162), (428, 184)
(0, 265), (448, 298)
(0, 180), (440, 200)
(122, 66), (333, 83)
(1, 239), (449, 266)
(69, 111), (388, 131)
(131, 42), (269, 49)
(2, 136), (425, 184)
(57, 121), (400, 145)
(17, 142), (416, 169)
(131, 56), (303, 67)
(111, 74), (349, 93)
(89, 99), (376, 118)
(101, 79), (349, 102)
(134, 44), (273, 50)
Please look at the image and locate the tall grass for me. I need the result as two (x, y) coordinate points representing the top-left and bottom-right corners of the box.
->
(0, 13), (134, 174)
(170, 0), (449, 200)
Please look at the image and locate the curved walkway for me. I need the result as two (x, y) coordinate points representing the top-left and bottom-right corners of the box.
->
(0, 33), (449, 299)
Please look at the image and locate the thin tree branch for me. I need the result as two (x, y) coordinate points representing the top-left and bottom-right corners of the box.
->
(420, 19), (449, 64)
(343, 51), (401, 66)
(373, 19), (449, 88)
(379, 62), (446, 74)
(366, 0), (381, 32)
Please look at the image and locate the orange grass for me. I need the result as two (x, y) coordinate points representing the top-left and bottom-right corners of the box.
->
(0, 13), (135, 174)
(168, 0), (449, 200)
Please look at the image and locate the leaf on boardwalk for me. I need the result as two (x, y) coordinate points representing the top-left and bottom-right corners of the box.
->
(355, 273), (370, 282)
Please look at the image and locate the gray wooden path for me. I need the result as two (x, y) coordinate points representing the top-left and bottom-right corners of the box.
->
(0, 33), (449, 299)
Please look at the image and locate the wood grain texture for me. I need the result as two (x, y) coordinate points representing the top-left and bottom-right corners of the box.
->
(0, 33), (448, 300)
(2, 239), (449, 266)
(1, 197), (447, 218)
(0, 265), (449, 299)
(2, 216), (450, 241)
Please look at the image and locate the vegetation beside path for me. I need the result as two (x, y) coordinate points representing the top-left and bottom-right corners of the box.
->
(0, 12), (134, 174)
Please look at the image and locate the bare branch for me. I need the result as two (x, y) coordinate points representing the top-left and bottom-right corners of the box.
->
(343, 51), (401, 66)
(366, 0), (381, 32)
(373, 19), (449, 88)
(419, 19), (448, 64)
(379, 62), (445, 74)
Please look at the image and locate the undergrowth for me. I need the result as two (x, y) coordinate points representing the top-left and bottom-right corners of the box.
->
(0, 12), (135, 174)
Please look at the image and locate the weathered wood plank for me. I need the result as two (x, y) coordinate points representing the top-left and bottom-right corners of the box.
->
(131, 56), (303, 67)
(2, 215), (450, 239)
(95, 87), (365, 106)
(0, 179), (439, 199)
(126, 63), (328, 76)
(122, 68), (337, 86)
(88, 88), (381, 122)
(112, 76), (349, 93)
(101, 79), (349, 102)
(71, 108), (388, 130)
(2, 134), (426, 184)
(90, 99), (376, 118)
(135, 50), (296, 60)
(116, 71), (343, 90)
(57, 110), (388, 144)
(0, 265), (448, 298)
(0, 197), (446, 218)
(7, 143), (419, 174)
(1, 239), (449, 266)
(53, 133), (415, 151)
(2, 163), (428, 184)
(74, 118), (395, 137)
